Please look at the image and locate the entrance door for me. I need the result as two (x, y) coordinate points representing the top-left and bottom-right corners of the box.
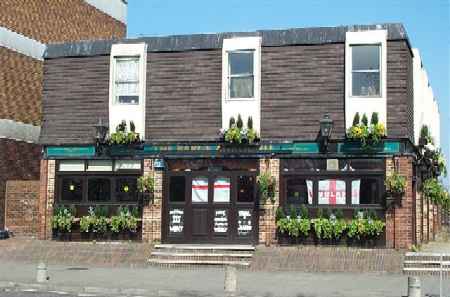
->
(163, 171), (257, 244)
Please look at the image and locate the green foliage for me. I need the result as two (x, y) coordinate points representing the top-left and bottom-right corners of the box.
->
(332, 219), (347, 239)
(109, 206), (139, 233)
(346, 112), (386, 149)
(422, 178), (449, 209)
(224, 126), (241, 143)
(352, 112), (360, 127)
(385, 172), (407, 195)
(370, 112), (379, 125)
(257, 172), (276, 203)
(80, 206), (109, 234)
(109, 121), (140, 145)
(223, 114), (259, 145)
(137, 175), (155, 193)
(275, 207), (286, 222)
(276, 216), (310, 238)
(289, 204), (297, 218)
(312, 217), (333, 239)
(229, 117), (236, 128)
(299, 205), (309, 219)
(277, 207), (385, 242)
(420, 125), (433, 144)
(236, 114), (244, 129)
(361, 113), (368, 126)
(247, 117), (254, 130)
(52, 206), (75, 232)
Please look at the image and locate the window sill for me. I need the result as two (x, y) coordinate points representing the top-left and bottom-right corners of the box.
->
(224, 97), (256, 102)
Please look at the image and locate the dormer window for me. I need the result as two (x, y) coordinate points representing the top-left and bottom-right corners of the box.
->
(114, 56), (140, 104)
(228, 50), (254, 99)
(351, 45), (381, 97)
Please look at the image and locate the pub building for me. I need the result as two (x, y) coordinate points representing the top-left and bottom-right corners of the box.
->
(38, 23), (442, 249)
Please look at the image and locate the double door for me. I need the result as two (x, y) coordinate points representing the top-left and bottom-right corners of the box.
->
(163, 171), (257, 244)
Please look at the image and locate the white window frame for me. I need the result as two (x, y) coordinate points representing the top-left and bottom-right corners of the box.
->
(350, 44), (382, 98)
(345, 30), (387, 130)
(113, 56), (141, 105)
(226, 49), (255, 100)
(221, 37), (262, 131)
(109, 43), (147, 139)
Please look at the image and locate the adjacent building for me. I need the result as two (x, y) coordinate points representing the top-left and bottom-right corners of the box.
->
(38, 23), (442, 249)
(0, 0), (127, 234)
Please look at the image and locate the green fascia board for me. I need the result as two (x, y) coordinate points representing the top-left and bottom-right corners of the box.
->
(46, 146), (95, 158)
(292, 142), (320, 153)
(338, 141), (400, 154)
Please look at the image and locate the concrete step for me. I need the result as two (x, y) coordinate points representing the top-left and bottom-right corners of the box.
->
(154, 244), (255, 251)
(149, 244), (255, 268)
(151, 251), (253, 258)
(148, 258), (251, 267)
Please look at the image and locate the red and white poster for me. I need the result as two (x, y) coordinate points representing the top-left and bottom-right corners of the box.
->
(214, 177), (230, 203)
(192, 177), (208, 203)
(318, 179), (346, 205)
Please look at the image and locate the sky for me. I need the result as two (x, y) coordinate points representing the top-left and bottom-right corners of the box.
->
(127, 0), (450, 183)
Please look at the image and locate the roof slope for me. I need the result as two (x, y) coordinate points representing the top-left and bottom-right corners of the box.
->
(44, 23), (410, 58)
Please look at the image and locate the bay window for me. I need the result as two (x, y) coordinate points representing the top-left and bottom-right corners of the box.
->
(56, 160), (141, 204)
(281, 159), (385, 209)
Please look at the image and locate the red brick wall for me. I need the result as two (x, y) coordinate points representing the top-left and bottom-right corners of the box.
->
(0, 0), (126, 44)
(5, 180), (40, 236)
(385, 157), (414, 249)
(0, 139), (41, 229)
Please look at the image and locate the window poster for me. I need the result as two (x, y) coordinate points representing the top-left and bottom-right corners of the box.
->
(214, 209), (228, 233)
(318, 179), (346, 205)
(306, 180), (313, 204)
(238, 210), (252, 236)
(351, 180), (361, 205)
(169, 208), (184, 234)
(213, 177), (230, 203)
(192, 177), (208, 203)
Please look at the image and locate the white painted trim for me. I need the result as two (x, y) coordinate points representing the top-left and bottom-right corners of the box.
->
(221, 37), (262, 132)
(345, 30), (387, 130)
(0, 119), (40, 143)
(109, 43), (147, 140)
(0, 26), (46, 61)
(84, 0), (127, 24)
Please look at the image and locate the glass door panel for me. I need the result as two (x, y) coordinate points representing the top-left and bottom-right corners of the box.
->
(213, 177), (231, 203)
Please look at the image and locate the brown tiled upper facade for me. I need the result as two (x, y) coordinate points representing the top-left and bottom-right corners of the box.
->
(40, 40), (414, 144)
(0, 0), (125, 44)
(0, 0), (126, 125)
(0, 47), (43, 125)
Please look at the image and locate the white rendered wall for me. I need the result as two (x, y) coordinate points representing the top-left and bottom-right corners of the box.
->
(345, 30), (388, 130)
(221, 37), (262, 132)
(412, 48), (440, 146)
(109, 43), (147, 139)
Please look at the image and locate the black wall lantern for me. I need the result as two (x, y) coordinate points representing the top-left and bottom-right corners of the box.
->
(319, 114), (333, 152)
(94, 118), (109, 154)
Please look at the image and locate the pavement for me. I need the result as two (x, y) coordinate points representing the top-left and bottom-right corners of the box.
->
(0, 261), (448, 297)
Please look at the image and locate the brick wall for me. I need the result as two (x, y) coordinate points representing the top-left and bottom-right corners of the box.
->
(258, 158), (280, 245)
(4, 180), (40, 236)
(385, 157), (414, 249)
(38, 159), (55, 240)
(0, 139), (41, 229)
(0, 0), (126, 44)
(141, 159), (163, 243)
